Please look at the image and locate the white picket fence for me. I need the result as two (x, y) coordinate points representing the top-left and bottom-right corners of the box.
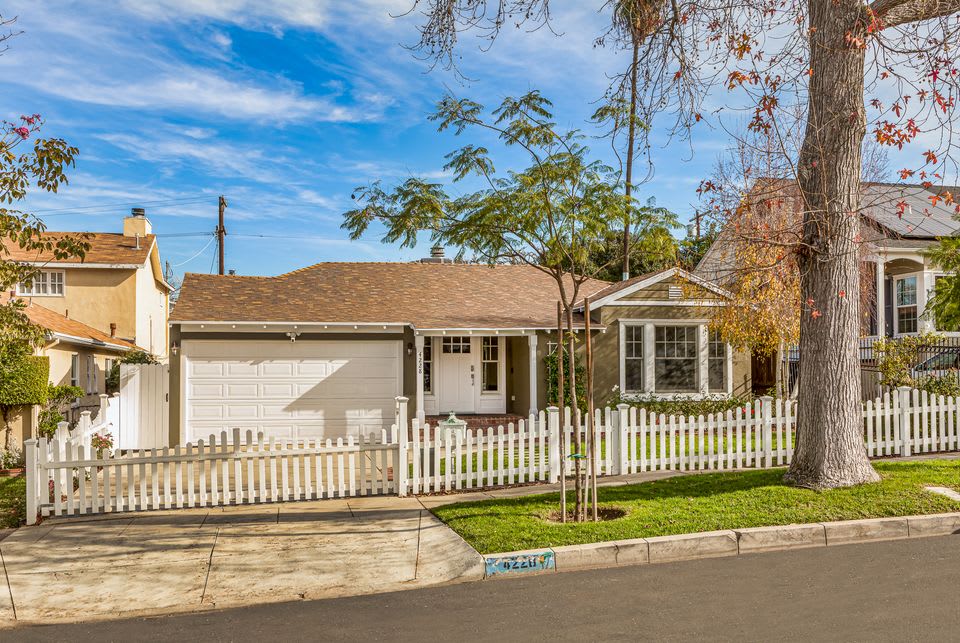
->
(47, 394), (119, 460)
(25, 426), (399, 523)
(24, 387), (960, 523)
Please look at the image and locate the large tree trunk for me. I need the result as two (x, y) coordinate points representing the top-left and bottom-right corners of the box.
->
(786, 0), (879, 488)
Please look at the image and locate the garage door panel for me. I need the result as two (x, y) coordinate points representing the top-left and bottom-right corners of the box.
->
(226, 383), (258, 397)
(184, 340), (400, 443)
(262, 362), (295, 377)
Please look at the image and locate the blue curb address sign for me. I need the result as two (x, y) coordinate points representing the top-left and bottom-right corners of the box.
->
(485, 551), (555, 576)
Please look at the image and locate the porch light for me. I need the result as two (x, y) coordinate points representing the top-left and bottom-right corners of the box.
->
(170, 340), (180, 356)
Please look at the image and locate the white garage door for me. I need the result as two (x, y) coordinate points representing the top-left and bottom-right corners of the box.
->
(183, 339), (402, 443)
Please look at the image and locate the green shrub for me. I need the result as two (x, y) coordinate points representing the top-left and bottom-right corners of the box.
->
(37, 384), (83, 439)
(106, 349), (159, 392)
(611, 387), (753, 418)
(544, 345), (587, 412)
(0, 356), (49, 406)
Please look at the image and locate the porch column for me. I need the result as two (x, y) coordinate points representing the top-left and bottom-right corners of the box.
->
(528, 333), (538, 415)
(875, 260), (885, 337)
(917, 270), (933, 333)
(415, 334), (425, 424)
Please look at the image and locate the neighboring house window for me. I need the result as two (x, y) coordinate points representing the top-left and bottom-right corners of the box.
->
(422, 339), (433, 394)
(481, 337), (499, 392)
(17, 269), (65, 296)
(623, 325), (644, 393)
(708, 330), (727, 393)
(654, 326), (699, 392)
(896, 276), (918, 334)
(442, 337), (471, 354)
(70, 354), (79, 387)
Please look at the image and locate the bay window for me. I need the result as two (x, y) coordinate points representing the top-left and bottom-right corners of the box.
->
(620, 321), (732, 397)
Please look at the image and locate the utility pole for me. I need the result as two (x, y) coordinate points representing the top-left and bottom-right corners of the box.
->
(217, 195), (227, 275)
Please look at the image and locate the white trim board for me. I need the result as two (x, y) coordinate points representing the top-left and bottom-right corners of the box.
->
(582, 267), (731, 310)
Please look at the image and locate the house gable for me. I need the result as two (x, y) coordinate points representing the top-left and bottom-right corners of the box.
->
(584, 267), (729, 309)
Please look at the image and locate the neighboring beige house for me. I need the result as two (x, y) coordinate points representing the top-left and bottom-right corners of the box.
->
(4, 208), (172, 358)
(167, 256), (749, 446)
(3, 295), (138, 444)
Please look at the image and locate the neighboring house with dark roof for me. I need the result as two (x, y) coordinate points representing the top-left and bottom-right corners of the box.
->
(3, 208), (172, 358)
(3, 294), (138, 444)
(696, 182), (960, 340)
(168, 257), (750, 445)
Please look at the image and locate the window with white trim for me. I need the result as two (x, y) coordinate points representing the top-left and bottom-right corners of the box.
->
(70, 354), (79, 387)
(623, 325), (644, 393)
(442, 336), (471, 354)
(481, 337), (499, 392)
(707, 330), (727, 393)
(17, 269), (65, 296)
(423, 339), (433, 394)
(654, 326), (699, 392)
(896, 276), (918, 334)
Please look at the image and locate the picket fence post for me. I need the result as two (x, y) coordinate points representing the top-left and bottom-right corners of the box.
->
(898, 386), (912, 457)
(25, 438), (39, 525)
(760, 396), (773, 468)
(547, 406), (560, 483)
(616, 403), (629, 475)
(395, 396), (409, 497)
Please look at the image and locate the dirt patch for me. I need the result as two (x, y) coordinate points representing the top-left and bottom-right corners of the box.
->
(544, 506), (627, 523)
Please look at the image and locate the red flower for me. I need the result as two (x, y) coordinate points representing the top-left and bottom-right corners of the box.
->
(13, 126), (29, 139)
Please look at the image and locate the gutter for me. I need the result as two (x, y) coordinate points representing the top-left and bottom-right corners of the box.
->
(50, 332), (133, 352)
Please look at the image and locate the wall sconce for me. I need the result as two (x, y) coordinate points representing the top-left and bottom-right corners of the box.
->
(407, 342), (414, 356)
(170, 341), (180, 356)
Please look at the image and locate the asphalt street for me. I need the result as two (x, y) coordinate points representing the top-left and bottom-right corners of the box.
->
(11, 535), (960, 642)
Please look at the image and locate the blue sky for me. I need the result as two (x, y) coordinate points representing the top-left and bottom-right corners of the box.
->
(1, 1), (755, 283)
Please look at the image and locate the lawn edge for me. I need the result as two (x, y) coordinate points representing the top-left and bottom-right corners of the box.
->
(481, 512), (960, 577)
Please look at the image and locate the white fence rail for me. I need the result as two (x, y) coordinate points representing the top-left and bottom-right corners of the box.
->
(26, 427), (398, 523)
(25, 387), (960, 523)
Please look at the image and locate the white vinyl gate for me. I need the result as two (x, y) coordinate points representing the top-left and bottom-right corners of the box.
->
(118, 363), (169, 449)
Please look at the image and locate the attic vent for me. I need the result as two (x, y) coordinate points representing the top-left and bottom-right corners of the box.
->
(668, 285), (683, 299)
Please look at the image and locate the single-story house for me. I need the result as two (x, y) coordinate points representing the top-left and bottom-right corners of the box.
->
(3, 295), (138, 444)
(168, 255), (751, 445)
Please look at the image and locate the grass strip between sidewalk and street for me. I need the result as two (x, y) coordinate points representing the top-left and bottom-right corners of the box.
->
(430, 460), (960, 554)
(0, 475), (26, 528)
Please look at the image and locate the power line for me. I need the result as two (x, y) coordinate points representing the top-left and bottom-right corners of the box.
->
(31, 196), (212, 215)
(169, 235), (216, 268)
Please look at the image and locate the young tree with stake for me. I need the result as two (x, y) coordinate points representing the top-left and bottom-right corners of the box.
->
(343, 92), (621, 520)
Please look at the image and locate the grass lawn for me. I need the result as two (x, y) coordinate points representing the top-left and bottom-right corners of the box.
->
(0, 475), (26, 529)
(431, 460), (960, 554)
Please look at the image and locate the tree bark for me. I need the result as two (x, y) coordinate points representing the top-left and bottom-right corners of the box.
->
(786, 0), (880, 488)
(566, 305), (584, 521)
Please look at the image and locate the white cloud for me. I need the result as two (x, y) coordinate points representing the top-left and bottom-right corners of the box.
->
(23, 67), (373, 123)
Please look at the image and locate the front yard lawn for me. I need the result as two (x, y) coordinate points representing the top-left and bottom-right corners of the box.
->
(0, 475), (26, 529)
(431, 460), (960, 554)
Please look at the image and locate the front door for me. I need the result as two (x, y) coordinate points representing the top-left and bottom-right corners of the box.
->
(438, 336), (475, 413)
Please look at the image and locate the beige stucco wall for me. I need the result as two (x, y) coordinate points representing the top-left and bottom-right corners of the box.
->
(43, 343), (119, 416)
(31, 267), (138, 342)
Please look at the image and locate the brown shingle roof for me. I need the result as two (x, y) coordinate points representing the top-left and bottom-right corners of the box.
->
(2, 232), (155, 265)
(0, 295), (137, 351)
(171, 263), (611, 329)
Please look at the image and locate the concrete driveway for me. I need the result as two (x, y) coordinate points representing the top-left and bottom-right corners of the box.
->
(0, 496), (483, 625)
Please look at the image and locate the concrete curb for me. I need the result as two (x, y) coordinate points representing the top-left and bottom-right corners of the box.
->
(481, 511), (960, 578)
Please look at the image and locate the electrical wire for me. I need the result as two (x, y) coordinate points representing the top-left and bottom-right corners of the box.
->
(169, 234), (216, 268)
(31, 196), (212, 215)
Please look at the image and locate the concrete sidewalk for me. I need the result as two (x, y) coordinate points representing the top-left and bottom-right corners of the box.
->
(0, 497), (483, 626)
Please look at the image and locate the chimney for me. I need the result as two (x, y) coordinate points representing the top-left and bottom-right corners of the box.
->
(109, 322), (117, 338)
(418, 245), (452, 264)
(123, 207), (152, 238)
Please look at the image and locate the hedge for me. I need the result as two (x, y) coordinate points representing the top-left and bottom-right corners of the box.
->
(0, 356), (50, 406)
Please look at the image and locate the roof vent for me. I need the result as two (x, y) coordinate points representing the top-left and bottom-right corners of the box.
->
(418, 245), (453, 264)
(668, 285), (683, 299)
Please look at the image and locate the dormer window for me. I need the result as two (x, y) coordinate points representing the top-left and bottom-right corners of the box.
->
(17, 270), (65, 296)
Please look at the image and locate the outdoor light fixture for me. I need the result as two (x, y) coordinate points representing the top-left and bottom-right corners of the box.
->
(170, 341), (180, 355)
(286, 332), (301, 343)
(407, 342), (414, 356)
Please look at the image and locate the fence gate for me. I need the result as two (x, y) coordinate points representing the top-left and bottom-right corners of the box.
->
(118, 363), (169, 449)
